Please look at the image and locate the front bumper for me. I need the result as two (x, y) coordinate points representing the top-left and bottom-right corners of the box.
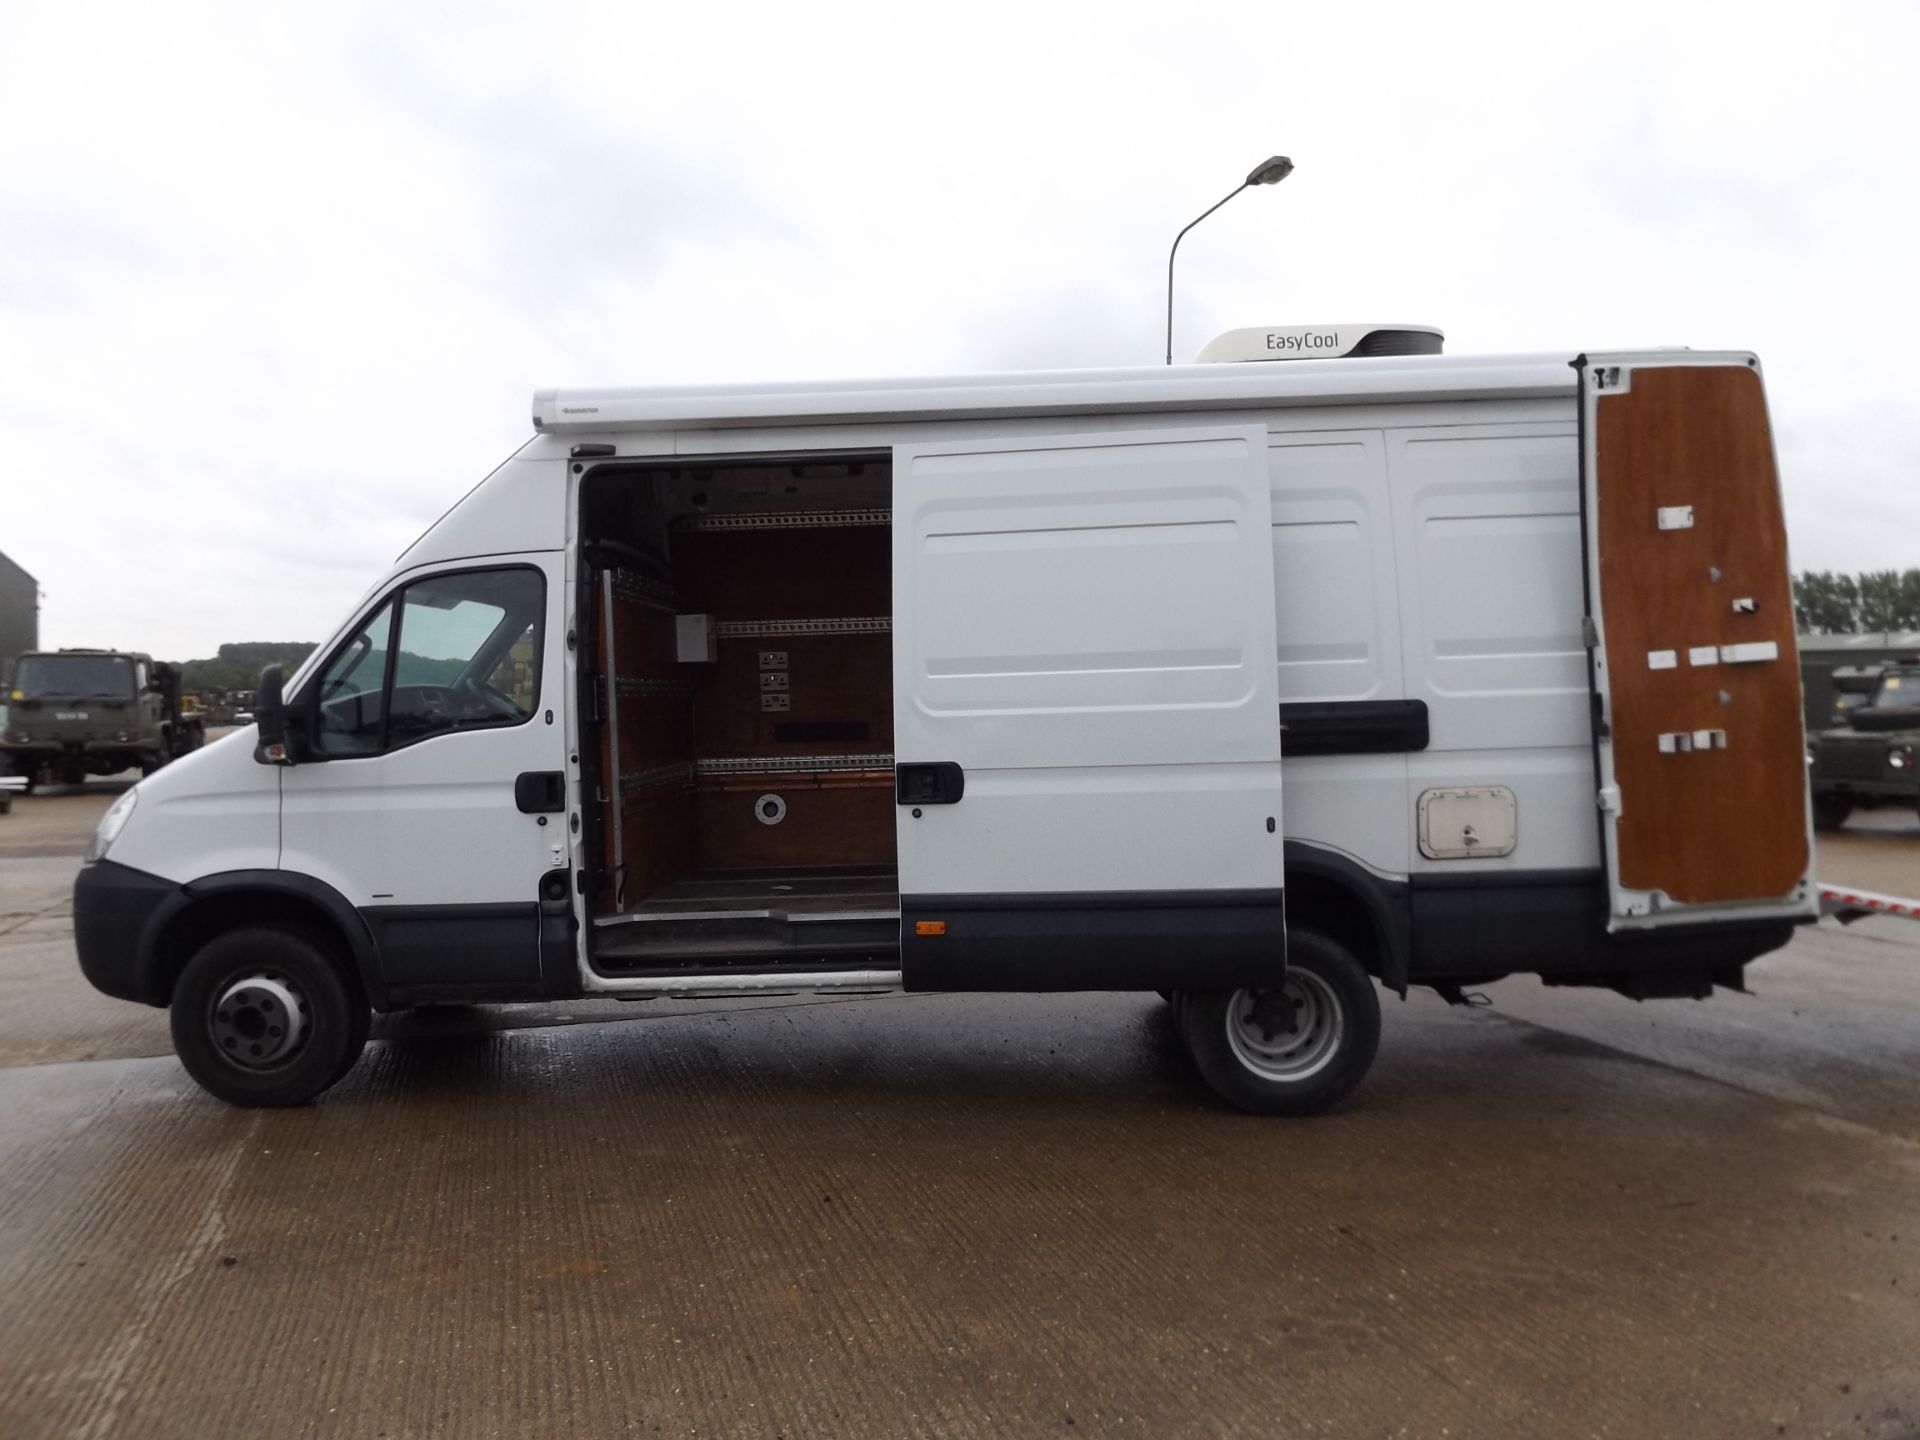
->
(4, 739), (160, 757)
(1813, 777), (1916, 801)
(73, 860), (184, 1006)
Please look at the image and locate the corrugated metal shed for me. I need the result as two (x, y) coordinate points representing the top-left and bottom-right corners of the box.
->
(0, 550), (38, 670)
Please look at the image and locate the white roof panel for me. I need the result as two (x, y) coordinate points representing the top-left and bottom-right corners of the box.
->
(531, 352), (1581, 436)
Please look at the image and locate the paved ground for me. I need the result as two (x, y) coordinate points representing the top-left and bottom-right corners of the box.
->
(1, 780), (1917, 1438)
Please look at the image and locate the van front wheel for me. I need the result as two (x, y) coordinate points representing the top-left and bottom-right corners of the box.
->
(1177, 929), (1381, 1116)
(170, 927), (368, 1107)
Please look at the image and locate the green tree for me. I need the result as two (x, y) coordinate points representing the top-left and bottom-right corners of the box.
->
(1857, 571), (1906, 632)
(1793, 569), (1920, 634)
(1793, 571), (1856, 633)
(174, 642), (317, 691)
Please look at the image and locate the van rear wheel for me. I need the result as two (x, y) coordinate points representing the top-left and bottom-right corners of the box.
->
(170, 927), (368, 1107)
(1177, 928), (1380, 1116)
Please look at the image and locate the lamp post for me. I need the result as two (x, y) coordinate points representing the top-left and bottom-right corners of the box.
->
(1164, 156), (1294, 365)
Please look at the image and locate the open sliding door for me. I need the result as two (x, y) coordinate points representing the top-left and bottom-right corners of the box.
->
(892, 424), (1287, 991)
(1577, 352), (1816, 931)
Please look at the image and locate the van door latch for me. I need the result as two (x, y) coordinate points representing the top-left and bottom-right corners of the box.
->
(896, 762), (965, 806)
(515, 771), (567, 814)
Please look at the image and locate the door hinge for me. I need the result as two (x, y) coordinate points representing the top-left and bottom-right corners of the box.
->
(1581, 616), (1600, 649)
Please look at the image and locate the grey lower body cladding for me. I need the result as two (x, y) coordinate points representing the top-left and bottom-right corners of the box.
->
(901, 863), (1796, 997)
(1405, 869), (1795, 991)
(900, 890), (1288, 992)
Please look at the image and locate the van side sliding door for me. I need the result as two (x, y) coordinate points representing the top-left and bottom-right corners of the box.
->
(1575, 352), (1816, 932)
(892, 425), (1287, 990)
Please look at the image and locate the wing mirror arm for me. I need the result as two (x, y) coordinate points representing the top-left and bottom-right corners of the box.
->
(254, 664), (296, 766)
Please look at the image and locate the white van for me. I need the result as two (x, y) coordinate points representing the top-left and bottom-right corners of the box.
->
(73, 327), (1817, 1115)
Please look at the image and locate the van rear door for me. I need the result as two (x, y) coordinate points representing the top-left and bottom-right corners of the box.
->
(892, 424), (1286, 990)
(1576, 352), (1816, 931)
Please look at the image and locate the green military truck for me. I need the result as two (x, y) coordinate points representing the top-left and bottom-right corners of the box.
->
(1808, 660), (1920, 829)
(2, 648), (205, 791)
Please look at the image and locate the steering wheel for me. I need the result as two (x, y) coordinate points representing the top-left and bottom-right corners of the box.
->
(452, 676), (521, 719)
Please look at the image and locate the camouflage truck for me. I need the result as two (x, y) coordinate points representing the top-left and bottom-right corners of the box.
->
(2, 649), (205, 790)
(1808, 660), (1920, 830)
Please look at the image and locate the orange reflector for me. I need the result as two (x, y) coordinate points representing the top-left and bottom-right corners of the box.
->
(914, 920), (947, 937)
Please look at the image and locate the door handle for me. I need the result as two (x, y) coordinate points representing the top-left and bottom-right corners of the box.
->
(896, 762), (964, 806)
(515, 770), (567, 814)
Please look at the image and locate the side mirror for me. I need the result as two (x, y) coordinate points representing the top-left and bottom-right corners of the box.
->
(254, 665), (293, 765)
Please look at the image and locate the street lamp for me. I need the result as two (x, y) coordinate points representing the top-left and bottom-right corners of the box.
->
(1165, 156), (1294, 365)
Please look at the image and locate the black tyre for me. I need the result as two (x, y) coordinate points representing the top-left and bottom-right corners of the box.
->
(1811, 792), (1853, 831)
(1176, 927), (1381, 1117)
(169, 927), (368, 1107)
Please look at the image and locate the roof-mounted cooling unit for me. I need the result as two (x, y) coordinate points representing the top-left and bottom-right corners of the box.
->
(1194, 323), (1444, 363)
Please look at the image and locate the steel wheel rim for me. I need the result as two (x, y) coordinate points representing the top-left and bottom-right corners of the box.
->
(210, 972), (310, 1070)
(1224, 972), (1344, 1083)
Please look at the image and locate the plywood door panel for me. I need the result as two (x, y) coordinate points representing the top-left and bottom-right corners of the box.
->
(1595, 364), (1808, 904)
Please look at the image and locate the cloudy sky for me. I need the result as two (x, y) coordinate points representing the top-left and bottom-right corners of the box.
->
(2, 1), (1915, 660)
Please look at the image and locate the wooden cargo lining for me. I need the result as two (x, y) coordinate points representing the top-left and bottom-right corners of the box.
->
(1595, 363), (1809, 904)
(597, 574), (696, 911)
(589, 471), (897, 916)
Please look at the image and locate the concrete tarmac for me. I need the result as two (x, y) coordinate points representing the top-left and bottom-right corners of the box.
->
(2, 782), (1917, 1438)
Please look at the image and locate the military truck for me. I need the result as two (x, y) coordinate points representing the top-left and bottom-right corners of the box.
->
(2, 649), (205, 789)
(1808, 660), (1920, 829)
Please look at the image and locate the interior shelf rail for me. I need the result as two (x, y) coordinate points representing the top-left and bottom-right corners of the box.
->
(609, 573), (679, 612)
(618, 762), (695, 796)
(615, 677), (693, 699)
(675, 508), (890, 532)
(696, 754), (896, 778)
(714, 616), (891, 638)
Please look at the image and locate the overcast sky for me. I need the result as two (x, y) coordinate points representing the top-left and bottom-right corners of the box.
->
(2, 1), (1915, 659)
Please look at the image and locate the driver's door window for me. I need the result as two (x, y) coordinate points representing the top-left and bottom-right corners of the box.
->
(481, 622), (540, 714)
(308, 567), (543, 758)
(313, 602), (393, 757)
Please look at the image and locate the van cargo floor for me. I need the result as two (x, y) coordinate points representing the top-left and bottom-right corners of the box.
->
(591, 866), (901, 972)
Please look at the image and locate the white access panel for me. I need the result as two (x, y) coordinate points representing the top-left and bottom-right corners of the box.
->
(893, 425), (1284, 896)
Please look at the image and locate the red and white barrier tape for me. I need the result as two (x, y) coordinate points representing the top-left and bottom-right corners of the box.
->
(1819, 884), (1920, 923)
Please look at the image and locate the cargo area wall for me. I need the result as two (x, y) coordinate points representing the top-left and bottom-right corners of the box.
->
(592, 507), (895, 915)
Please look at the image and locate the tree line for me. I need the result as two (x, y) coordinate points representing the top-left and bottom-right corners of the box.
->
(174, 641), (467, 692)
(174, 642), (317, 691)
(1792, 570), (1920, 635)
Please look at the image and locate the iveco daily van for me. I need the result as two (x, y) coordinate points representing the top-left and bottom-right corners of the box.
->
(72, 326), (1817, 1114)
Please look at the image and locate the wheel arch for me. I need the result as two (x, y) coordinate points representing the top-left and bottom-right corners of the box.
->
(149, 872), (388, 1010)
(1283, 843), (1412, 994)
